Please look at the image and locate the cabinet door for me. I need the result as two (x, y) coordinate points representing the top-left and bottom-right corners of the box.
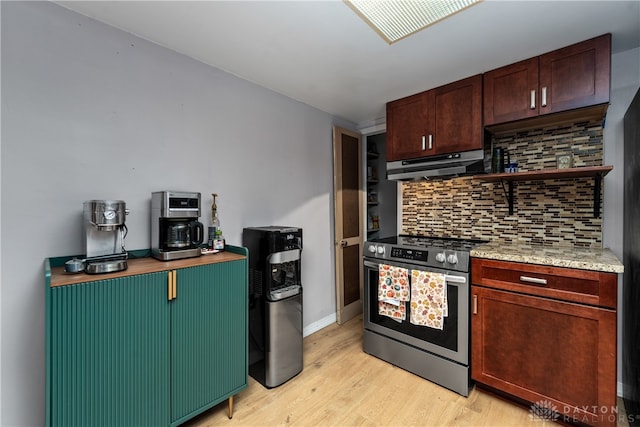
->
(483, 57), (539, 125)
(386, 92), (428, 161)
(471, 285), (616, 426)
(48, 273), (170, 427)
(539, 34), (610, 115)
(170, 261), (248, 425)
(431, 74), (483, 154)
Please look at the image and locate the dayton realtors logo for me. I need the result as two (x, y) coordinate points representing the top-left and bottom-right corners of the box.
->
(529, 399), (638, 424)
(529, 400), (560, 423)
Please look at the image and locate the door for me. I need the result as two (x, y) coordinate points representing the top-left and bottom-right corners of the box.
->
(363, 260), (469, 364)
(48, 273), (170, 427)
(539, 33), (610, 115)
(431, 74), (483, 155)
(171, 262), (247, 424)
(266, 293), (303, 387)
(386, 92), (428, 161)
(333, 126), (363, 324)
(471, 285), (616, 426)
(483, 57), (540, 126)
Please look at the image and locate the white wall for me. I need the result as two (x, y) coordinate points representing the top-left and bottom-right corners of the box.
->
(603, 46), (640, 396)
(0, 2), (347, 425)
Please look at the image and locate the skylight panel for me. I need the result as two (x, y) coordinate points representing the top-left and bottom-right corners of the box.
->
(346, 0), (482, 44)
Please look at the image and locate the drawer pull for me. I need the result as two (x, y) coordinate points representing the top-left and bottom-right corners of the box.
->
(520, 275), (547, 285)
(472, 295), (478, 314)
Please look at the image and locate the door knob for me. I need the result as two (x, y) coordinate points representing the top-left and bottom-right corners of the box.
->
(340, 240), (348, 248)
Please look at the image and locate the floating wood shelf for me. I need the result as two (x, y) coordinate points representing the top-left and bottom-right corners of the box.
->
(473, 165), (613, 217)
(474, 165), (613, 182)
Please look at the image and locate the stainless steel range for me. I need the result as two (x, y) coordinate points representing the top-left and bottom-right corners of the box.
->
(363, 235), (486, 396)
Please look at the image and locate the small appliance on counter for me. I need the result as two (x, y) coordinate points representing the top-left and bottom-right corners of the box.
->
(244, 226), (303, 388)
(83, 200), (129, 274)
(151, 191), (204, 261)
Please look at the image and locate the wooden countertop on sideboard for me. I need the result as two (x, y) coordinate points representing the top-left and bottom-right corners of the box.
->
(49, 252), (246, 287)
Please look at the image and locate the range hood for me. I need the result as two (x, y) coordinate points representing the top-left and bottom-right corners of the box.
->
(386, 149), (486, 181)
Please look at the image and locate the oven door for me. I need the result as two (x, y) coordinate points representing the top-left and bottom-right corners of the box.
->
(363, 258), (469, 365)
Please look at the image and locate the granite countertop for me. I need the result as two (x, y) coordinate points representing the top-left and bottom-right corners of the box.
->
(470, 241), (624, 273)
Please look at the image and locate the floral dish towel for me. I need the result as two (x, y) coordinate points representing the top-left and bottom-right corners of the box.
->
(378, 264), (409, 321)
(410, 269), (447, 329)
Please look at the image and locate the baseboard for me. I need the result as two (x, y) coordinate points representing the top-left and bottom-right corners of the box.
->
(303, 312), (337, 337)
(619, 381), (624, 398)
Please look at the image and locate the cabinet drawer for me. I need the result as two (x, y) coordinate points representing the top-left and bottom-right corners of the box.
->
(471, 258), (616, 308)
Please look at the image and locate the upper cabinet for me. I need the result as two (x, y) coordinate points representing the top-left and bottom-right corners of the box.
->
(386, 92), (428, 161)
(387, 74), (483, 162)
(484, 34), (611, 127)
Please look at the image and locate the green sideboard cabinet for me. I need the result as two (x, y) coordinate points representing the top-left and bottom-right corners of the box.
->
(45, 247), (249, 427)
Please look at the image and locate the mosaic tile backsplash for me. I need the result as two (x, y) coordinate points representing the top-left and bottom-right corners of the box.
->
(401, 120), (605, 248)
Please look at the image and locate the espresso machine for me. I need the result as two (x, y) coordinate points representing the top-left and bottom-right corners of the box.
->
(151, 191), (204, 261)
(243, 226), (303, 388)
(83, 200), (129, 274)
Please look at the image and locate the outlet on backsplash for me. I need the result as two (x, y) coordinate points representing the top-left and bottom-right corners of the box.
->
(402, 119), (605, 248)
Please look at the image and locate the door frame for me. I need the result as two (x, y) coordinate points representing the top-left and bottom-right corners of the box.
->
(332, 126), (363, 324)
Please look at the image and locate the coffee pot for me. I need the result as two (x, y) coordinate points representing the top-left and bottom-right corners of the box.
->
(164, 220), (204, 249)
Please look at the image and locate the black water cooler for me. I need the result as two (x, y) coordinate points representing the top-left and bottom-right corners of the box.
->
(243, 226), (303, 388)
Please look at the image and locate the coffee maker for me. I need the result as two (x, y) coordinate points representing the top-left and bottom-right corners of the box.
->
(83, 200), (129, 274)
(151, 191), (204, 261)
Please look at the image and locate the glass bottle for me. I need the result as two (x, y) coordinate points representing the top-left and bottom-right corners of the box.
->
(213, 229), (225, 251)
(208, 193), (220, 248)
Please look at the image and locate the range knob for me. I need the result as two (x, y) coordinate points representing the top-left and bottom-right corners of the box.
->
(435, 252), (446, 263)
(447, 254), (458, 264)
(377, 245), (385, 255)
(368, 244), (377, 254)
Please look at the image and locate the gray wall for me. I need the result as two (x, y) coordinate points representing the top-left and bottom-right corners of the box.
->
(1, 2), (346, 425)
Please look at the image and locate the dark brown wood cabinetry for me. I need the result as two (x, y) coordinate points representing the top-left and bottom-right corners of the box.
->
(386, 92), (428, 161)
(471, 258), (618, 427)
(484, 34), (611, 127)
(386, 74), (482, 162)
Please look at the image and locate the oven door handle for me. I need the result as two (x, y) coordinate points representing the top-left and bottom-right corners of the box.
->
(444, 275), (466, 284)
(364, 260), (467, 284)
(364, 260), (380, 269)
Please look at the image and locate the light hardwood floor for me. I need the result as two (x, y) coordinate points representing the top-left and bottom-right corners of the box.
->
(184, 315), (629, 427)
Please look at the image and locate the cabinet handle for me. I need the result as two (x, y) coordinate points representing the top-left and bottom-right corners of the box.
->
(168, 270), (177, 300)
(428, 134), (433, 150)
(541, 87), (547, 107)
(530, 90), (536, 109)
(472, 295), (478, 314)
(172, 270), (177, 299)
(422, 135), (426, 151)
(520, 275), (547, 285)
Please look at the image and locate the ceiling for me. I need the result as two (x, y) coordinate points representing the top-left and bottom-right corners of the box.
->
(55, 1), (640, 127)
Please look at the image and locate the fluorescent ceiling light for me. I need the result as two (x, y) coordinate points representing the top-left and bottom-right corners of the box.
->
(346, 0), (482, 44)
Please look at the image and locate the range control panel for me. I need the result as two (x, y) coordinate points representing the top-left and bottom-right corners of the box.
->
(390, 247), (428, 262)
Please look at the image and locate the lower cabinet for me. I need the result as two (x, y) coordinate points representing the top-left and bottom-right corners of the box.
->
(46, 254), (248, 427)
(471, 258), (617, 427)
(47, 271), (171, 426)
(171, 262), (247, 425)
